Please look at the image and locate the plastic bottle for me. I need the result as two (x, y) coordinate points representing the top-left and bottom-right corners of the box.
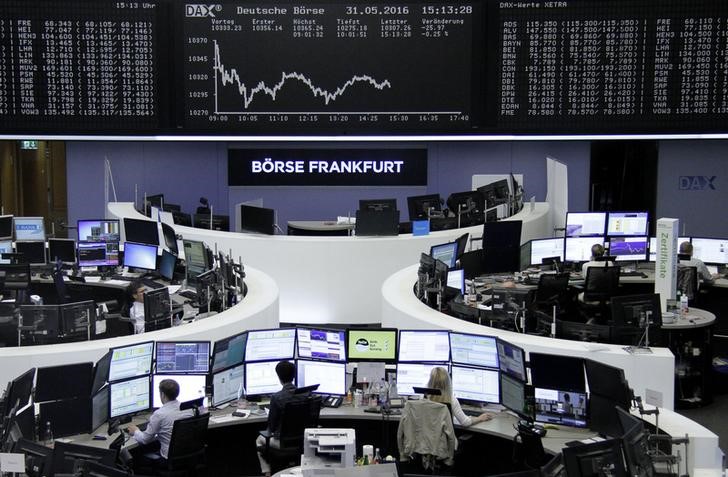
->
(378, 378), (389, 408)
(369, 380), (381, 408)
(389, 377), (398, 399)
(44, 421), (54, 446)
(362, 454), (369, 466)
(373, 448), (382, 464)
(680, 291), (689, 316)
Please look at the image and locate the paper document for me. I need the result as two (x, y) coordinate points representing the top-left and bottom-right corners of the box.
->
(0, 453), (25, 473)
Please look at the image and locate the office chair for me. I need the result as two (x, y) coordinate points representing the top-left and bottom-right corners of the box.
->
(578, 265), (620, 322)
(677, 265), (699, 301)
(258, 395), (322, 474)
(140, 413), (210, 477)
(459, 250), (485, 280)
(397, 399), (457, 474)
(533, 272), (570, 313)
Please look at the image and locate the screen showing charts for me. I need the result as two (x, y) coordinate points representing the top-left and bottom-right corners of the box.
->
(565, 237), (602, 263)
(109, 342), (154, 382)
(396, 363), (443, 395)
(246, 361), (287, 396)
(109, 376), (150, 418)
(77, 220), (120, 243)
(347, 329), (397, 362)
(496, 340), (526, 382)
(245, 328), (296, 362)
(530, 238), (565, 265)
(152, 374), (208, 408)
(296, 360), (346, 396)
(447, 269), (465, 294)
(451, 365), (499, 403)
(13, 217), (45, 241)
(607, 212), (648, 237)
(534, 388), (587, 428)
(430, 242), (458, 269)
(155, 342), (210, 374)
(398, 330), (450, 363)
(691, 238), (728, 264)
(212, 364), (245, 406)
(449, 333), (498, 368)
(77, 241), (120, 267)
(212, 333), (248, 373)
(565, 213), (606, 237)
(297, 328), (346, 362)
(608, 237), (648, 261)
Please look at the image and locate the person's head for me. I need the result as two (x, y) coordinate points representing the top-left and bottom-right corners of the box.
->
(127, 280), (145, 303)
(275, 360), (296, 385)
(158, 379), (180, 404)
(679, 241), (693, 257)
(563, 393), (571, 403)
(591, 243), (605, 260)
(426, 367), (452, 404)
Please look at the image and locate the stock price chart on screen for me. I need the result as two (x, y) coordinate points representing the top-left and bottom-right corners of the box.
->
(182, 1), (484, 132)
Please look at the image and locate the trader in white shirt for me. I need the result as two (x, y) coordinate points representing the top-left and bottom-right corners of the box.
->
(126, 280), (146, 334)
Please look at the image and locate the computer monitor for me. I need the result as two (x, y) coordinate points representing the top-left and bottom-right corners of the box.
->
(194, 214), (230, 232)
(496, 339), (527, 382)
(245, 328), (296, 362)
(346, 328), (398, 363)
(610, 293), (662, 328)
(565, 237), (602, 262)
(607, 237), (648, 262)
(619, 416), (653, 477)
(534, 387), (588, 428)
(109, 376), (151, 418)
(396, 363), (443, 395)
(13, 217), (45, 241)
(455, 233), (469, 259)
(587, 393), (623, 438)
(4, 369), (35, 415)
(296, 360), (346, 396)
(14, 241), (46, 265)
(451, 365), (499, 404)
(649, 236), (690, 262)
(449, 332), (498, 368)
(123, 218), (159, 246)
(157, 249), (177, 281)
(152, 374), (207, 408)
(91, 351), (112, 395)
(240, 204), (275, 235)
(565, 212), (607, 238)
(407, 194), (442, 221)
(212, 363), (246, 406)
(155, 341), (210, 374)
(48, 238), (76, 264)
(172, 211), (193, 226)
(477, 179), (510, 207)
(430, 242), (458, 269)
(108, 341), (154, 382)
(529, 353), (586, 392)
(183, 239), (210, 280)
(359, 198), (397, 212)
(0, 215), (12, 240)
(161, 222), (178, 255)
(530, 238), (565, 266)
(483, 221), (522, 273)
(562, 439), (626, 477)
(18, 305), (59, 338)
(584, 360), (631, 408)
(123, 242), (158, 271)
(446, 190), (485, 217)
(691, 237), (728, 264)
(77, 241), (120, 267)
(0, 240), (12, 264)
(91, 386), (110, 433)
(38, 398), (92, 439)
(59, 300), (95, 338)
(77, 219), (120, 243)
(500, 372), (531, 420)
(607, 212), (649, 237)
(212, 332), (248, 373)
(35, 362), (93, 402)
(245, 360), (289, 396)
(296, 327), (346, 362)
(398, 330), (450, 363)
(354, 209), (399, 236)
(447, 269), (465, 294)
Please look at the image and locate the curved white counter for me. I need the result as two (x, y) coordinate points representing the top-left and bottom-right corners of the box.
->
(108, 202), (550, 324)
(0, 266), (279, 386)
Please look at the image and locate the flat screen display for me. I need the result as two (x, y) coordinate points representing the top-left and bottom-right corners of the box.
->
(691, 238), (728, 264)
(534, 387), (587, 428)
(430, 242), (458, 269)
(245, 360), (288, 396)
(212, 364), (245, 406)
(15, 241), (46, 265)
(565, 237), (602, 262)
(529, 353), (586, 392)
(123, 218), (159, 246)
(607, 237), (648, 262)
(109, 376), (150, 418)
(0, 240), (12, 264)
(212, 332), (248, 373)
(109, 341), (154, 382)
(606, 212), (648, 237)
(155, 341), (210, 374)
(451, 365), (499, 403)
(447, 269), (465, 294)
(500, 372), (530, 419)
(530, 238), (565, 265)
(396, 363), (443, 396)
(77, 241), (120, 267)
(649, 236), (691, 262)
(398, 330), (450, 362)
(123, 242), (158, 271)
(245, 328), (296, 362)
(565, 212), (606, 238)
(48, 238), (76, 264)
(496, 339), (526, 382)
(152, 374), (207, 408)
(449, 332), (498, 368)
(346, 328), (398, 362)
(296, 360), (346, 396)
(13, 217), (45, 241)
(0, 215), (12, 240)
(296, 328), (346, 362)
(77, 219), (120, 243)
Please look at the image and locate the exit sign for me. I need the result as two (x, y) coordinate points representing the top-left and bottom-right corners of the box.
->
(20, 140), (37, 150)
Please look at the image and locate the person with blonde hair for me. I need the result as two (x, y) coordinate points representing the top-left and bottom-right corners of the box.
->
(426, 367), (493, 426)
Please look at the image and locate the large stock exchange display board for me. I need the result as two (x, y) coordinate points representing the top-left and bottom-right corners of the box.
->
(1, 0), (728, 136)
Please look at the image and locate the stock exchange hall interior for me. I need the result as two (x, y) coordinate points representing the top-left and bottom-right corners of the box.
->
(2, 0), (728, 477)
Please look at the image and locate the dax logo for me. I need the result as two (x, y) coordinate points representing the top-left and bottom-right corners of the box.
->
(679, 176), (717, 191)
(185, 4), (221, 17)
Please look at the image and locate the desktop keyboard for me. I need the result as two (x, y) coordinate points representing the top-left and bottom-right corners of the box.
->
(462, 408), (483, 417)
(141, 278), (167, 290)
(178, 290), (197, 300)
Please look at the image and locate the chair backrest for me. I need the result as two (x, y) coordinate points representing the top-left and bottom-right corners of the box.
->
(278, 395), (322, 448)
(584, 266), (620, 302)
(168, 413), (210, 461)
(677, 265), (698, 300)
(459, 250), (484, 280)
(398, 399), (456, 466)
(535, 273), (570, 305)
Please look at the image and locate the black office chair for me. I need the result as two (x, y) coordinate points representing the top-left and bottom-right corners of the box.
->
(140, 413), (210, 477)
(677, 265), (699, 301)
(578, 265), (620, 322)
(459, 250), (485, 280)
(258, 395), (322, 474)
(533, 272), (571, 313)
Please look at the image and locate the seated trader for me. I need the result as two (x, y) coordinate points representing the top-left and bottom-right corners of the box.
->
(581, 243), (613, 278)
(127, 379), (194, 467)
(125, 280), (145, 334)
(256, 360), (309, 477)
(679, 241), (717, 286)
(427, 367), (493, 426)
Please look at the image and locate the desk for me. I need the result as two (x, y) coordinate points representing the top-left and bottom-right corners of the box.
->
(287, 221), (354, 236)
